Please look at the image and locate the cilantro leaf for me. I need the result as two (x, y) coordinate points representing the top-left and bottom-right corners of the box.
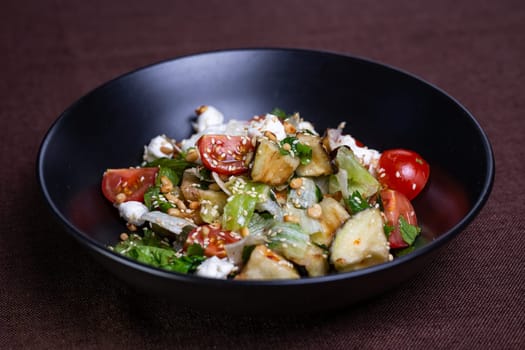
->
(346, 190), (370, 214)
(279, 137), (312, 165)
(399, 216), (421, 245)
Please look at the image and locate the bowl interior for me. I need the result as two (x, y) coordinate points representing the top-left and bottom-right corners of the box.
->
(38, 48), (493, 286)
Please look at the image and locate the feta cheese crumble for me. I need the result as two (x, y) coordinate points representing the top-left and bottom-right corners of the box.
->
(118, 201), (149, 226)
(143, 135), (174, 162)
(247, 113), (287, 141)
(196, 256), (236, 279)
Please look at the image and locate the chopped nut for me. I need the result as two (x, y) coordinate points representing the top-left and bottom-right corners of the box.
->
(160, 145), (173, 155)
(263, 130), (277, 142)
(165, 192), (178, 203)
(289, 177), (303, 189)
(160, 175), (173, 193)
(240, 227), (250, 237)
(195, 105), (208, 115)
(167, 208), (181, 217)
(185, 148), (199, 162)
(119, 233), (129, 241)
(284, 214), (299, 224)
(282, 143), (291, 151)
(283, 121), (296, 134)
(174, 198), (187, 210)
(189, 201), (200, 210)
(115, 193), (127, 204)
(307, 204), (322, 219)
(126, 223), (137, 232)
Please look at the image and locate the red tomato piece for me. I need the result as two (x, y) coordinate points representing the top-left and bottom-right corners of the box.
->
(197, 135), (254, 175)
(377, 149), (430, 200)
(380, 189), (418, 249)
(101, 167), (158, 203)
(184, 224), (242, 258)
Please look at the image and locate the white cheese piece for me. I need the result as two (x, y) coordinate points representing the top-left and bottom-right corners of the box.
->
(118, 201), (149, 226)
(194, 105), (224, 133)
(247, 114), (287, 141)
(143, 135), (174, 162)
(195, 256), (236, 279)
(297, 120), (318, 135)
(327, 129), (381, 174)
(180, 105), (249, 150)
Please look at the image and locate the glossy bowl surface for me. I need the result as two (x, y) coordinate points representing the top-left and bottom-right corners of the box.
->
(38, 48), (494, 314)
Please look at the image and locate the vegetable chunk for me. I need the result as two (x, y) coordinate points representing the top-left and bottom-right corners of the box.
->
(235, 245), (300, 280)
(330, 208), (389, 272)
(251, 139), (300, 186)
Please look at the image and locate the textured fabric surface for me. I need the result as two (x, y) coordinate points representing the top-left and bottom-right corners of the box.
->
(1, 0), (523, 348)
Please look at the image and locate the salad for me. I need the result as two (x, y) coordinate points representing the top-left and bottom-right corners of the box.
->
(102, 106), (430, 280)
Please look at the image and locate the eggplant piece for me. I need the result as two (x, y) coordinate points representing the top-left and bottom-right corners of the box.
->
(330, 207), (390, 272)
(295, 133), (333, 177)
(235, 245), (300, 280)
(310, 197), (350, 247)
(180, 169), (227, 223)
(251, 138), (300, 186)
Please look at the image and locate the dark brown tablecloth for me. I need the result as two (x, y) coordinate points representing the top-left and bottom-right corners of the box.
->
(1, 0), (523, 348)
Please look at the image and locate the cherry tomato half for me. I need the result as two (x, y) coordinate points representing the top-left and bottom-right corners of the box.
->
(101, 167), (158, 203)
(197, 135), (254, 175)
(377, 149), (430, 200)
(184, 224), (242, 258)
(380, 189), (418, 249)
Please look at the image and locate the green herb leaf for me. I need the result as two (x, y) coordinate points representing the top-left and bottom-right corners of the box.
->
(112, 233), (204, 274)
(399, 216), (421, 245)
(279, 137), (312, 165)
(383, 224), (395, 238)
(143, 186), (174, 212)
(271, 107), (289, 119)
(393, 235), (427, 257)
(156, 166), (179, 187)
(346, 190), (370, 214)
(186, 243), (205, 257)
(144, 157), (193, 184)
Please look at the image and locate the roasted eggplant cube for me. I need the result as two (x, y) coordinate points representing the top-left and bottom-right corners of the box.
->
(251, 138), (300, 186)
(295, 133), (333, 177)
(330, 207), (390, 272)
(310, 197), (350, 247)
(235, 245), (300, 280)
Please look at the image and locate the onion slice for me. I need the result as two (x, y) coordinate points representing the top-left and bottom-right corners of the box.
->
(141, 211), (196, 235)
(224, 234), (267, 265)
(211, 171), (232, 196)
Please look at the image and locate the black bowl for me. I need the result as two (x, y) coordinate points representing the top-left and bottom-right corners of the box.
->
(37, 48), (494, 314)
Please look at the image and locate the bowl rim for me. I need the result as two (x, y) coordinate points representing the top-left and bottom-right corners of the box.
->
(37, 47), (495, 286)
